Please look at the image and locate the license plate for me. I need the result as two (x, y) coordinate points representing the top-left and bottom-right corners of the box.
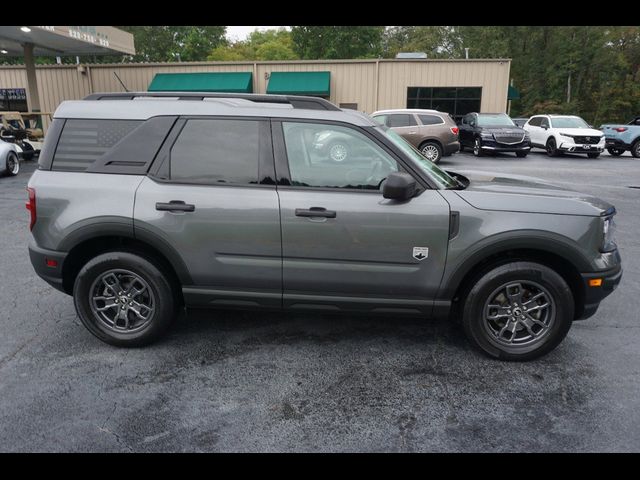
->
(583, 145), (591, 149)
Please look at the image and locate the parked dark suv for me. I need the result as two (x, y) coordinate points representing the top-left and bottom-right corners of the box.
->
(27, 92), (622, 361)
(459, 112), (531, 157)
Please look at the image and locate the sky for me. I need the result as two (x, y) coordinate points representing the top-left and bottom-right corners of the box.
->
(225, 26), (288, 42)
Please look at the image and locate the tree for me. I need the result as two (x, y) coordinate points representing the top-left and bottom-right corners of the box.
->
(290, 26), (384, 59)
(117, 26), (227, 62)
(208, 28), (298, 61)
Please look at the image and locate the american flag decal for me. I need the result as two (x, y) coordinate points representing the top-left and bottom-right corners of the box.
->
(53, 119), (142, 171)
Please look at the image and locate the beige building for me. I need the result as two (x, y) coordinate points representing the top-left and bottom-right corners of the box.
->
(0, 58), (511, 129)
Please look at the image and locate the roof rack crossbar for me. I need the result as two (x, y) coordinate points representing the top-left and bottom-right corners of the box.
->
(82, 92), (340, 111)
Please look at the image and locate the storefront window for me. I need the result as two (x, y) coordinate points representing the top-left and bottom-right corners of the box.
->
(407, 87), (482, 123)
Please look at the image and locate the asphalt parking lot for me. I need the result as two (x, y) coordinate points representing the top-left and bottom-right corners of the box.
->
(1, 149), (639, 452)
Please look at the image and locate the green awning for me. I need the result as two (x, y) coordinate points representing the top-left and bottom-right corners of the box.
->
(508, 85), (520, 100)
(148, 72), (253, 93)
(266, 71), (331, 96)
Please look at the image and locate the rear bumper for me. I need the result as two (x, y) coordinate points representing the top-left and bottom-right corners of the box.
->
(28, 241), (68, 294)
(604, 138), (631, 150)
(444, 141), (460, 156)
(576, 264), (623, 320)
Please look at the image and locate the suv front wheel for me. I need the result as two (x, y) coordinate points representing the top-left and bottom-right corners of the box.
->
(461, 261), (574, 361)
(73, 251), (178, 347)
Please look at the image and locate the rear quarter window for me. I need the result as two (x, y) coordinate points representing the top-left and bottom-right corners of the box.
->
(51, 119), (142, 171)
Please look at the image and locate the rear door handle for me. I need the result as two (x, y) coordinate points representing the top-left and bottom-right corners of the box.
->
(155, 200), (195, 212)
(295, 207), (336, 218)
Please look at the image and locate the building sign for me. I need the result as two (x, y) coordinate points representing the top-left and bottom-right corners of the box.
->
(30, 26), (134, 54)
(0, 88), (28, 112)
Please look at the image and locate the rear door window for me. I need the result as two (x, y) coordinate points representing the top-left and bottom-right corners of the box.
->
(169, 118), (261, 185)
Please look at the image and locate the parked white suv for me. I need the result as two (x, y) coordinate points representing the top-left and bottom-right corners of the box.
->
(523, 115), (605, 158)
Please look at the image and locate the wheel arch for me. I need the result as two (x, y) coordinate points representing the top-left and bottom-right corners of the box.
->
(61, 232), (191, 299)
(418, 138), (444, 151)
(442, 243), (590, 321)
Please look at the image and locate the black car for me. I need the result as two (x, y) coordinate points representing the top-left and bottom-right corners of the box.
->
(459, 112), (531, 158)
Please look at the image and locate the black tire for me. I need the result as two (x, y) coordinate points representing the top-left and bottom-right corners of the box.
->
(461, 261), (574, 361)
(73, 251), (178, 347)
(631, 140), (640, 159)
(459, 143), (465, 152)
(607, 147), (625, 157)
(516, 151), (528, 158)
(20, 142), (35, 161)
(546, 137), (559, 157)
(473, 137), (484, 157)
(419, 141), (443, 164)
(3, 151), (19, 176)
(587, 152), (600, 159)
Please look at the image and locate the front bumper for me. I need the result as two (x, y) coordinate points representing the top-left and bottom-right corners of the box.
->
(558, 140), (605, 154)
(480, 141), (531, 153)
(28, 241), (68, 294)
(576, 263), (623, 320)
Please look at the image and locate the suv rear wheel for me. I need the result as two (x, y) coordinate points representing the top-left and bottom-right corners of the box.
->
(419, 141), (442, 164)
(3, 151), (19, 176)
(461, 261), (574, 361)
(73, 251), (178, 347)
(632, 140), (640, 159)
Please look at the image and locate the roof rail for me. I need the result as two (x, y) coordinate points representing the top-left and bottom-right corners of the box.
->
(83, 91), (341, 111)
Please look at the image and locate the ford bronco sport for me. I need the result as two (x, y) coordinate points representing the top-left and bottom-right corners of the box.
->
(27, 92), (622, 361)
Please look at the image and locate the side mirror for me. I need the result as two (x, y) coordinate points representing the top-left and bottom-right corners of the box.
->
(382, 172), (417, 200)
(542, 125), (548, 130)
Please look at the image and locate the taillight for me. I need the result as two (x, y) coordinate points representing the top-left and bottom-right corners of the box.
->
(450, 127), (459, 135)
(26, 187), (36, 231)
(615, 127), (628, 132)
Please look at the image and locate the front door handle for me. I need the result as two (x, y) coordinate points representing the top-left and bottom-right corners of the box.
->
(155, 200), (195, 212)
(295, 207), (336, 218)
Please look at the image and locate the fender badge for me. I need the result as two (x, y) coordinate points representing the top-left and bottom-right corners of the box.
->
(413, 247), (429, 261)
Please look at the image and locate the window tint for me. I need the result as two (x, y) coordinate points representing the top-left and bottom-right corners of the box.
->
(170, 119), (260, 185)
(387, 114), (417, 127)
(418, 114), (444, 126)
(282, 122), (399, 190)
(52, 119), (142, 171)
(528, 117), (541, 127)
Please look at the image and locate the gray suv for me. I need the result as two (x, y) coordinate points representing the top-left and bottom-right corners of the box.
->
(27, 92), (622, 361)
(371, 109), (460, 164)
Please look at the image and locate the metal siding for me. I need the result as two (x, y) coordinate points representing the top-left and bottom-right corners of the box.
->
(0, 60), (509, 123)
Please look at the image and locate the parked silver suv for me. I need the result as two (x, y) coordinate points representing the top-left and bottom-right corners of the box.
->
(27, 92), (622, 361)
(371, 109), (460, 164)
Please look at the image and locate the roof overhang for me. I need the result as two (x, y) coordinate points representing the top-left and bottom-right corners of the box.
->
(0, 26), (135, 56)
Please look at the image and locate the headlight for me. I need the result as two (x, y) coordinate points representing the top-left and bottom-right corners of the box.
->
(602, 215), (617, 252)
(559, 132), (573, 139)
(480, 132), (494, 140)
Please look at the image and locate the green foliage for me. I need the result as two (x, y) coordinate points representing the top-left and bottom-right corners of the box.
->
(380, 26), (640, 124)
(208, 28), (297, 61)
(118, 26), (227, 62)
(290, 26), (385, 59)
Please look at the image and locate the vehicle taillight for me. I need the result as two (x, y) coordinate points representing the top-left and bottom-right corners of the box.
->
(450, 127), (459, 135)
(26, 187), (36, 231)
(615, 127), (628, 132)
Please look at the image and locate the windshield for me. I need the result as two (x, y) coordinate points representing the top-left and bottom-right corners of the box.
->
(550, 117), (589, 129)
(476, 114), (515, 127)
(376, 126), (459, 189)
